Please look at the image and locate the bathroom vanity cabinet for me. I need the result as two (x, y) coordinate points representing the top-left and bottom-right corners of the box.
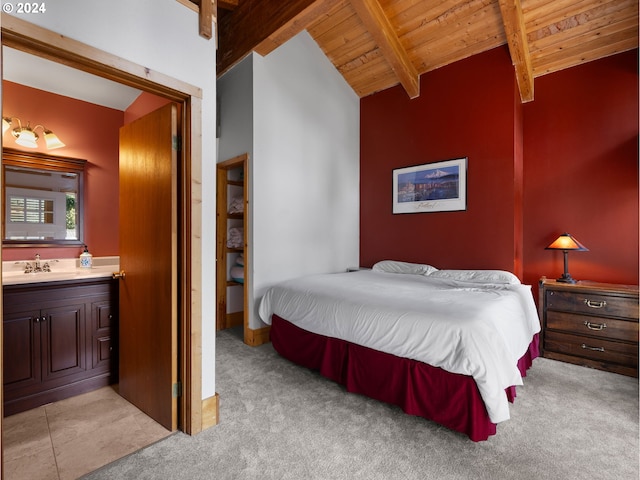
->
(3, 277), (118, 416)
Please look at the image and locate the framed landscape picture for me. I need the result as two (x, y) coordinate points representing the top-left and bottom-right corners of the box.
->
(392, 157), (467, 214)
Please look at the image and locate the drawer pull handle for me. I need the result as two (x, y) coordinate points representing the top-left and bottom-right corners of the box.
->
(581, 344), (605, 352)
(584, 299), (606, 309)
(584, 321), (607, 331)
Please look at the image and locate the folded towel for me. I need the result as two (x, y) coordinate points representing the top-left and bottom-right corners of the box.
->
(228, 196), (244, 214)
(227, 227), (243, 248)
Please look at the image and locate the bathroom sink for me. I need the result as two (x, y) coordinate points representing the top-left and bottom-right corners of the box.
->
(3, 267), (116, 285)
(2, 270), (50, 276)
(2, 257), (119, 285)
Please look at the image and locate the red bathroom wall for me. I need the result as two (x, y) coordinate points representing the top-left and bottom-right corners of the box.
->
(2, 81), (122, 261)
(360, 47), (524, 274)
(523, 50), (639, 287)
(124, 91), (171, 124)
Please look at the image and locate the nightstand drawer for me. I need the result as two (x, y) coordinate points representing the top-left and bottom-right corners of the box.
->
(544, 331), (639, 368)
(546, 310), (639, 342)
(546, 290), (639, 319)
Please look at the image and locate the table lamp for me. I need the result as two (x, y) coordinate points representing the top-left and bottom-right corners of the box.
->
(545, 233), (589, 283)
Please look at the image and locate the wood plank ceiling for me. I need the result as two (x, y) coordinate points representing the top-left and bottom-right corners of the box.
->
(213, 0), (638, 102)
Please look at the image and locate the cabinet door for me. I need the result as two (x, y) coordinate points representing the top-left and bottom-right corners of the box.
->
(91, 298), (116, 373)
(3, 309), (41, 395)
(40, 302), (86, 383)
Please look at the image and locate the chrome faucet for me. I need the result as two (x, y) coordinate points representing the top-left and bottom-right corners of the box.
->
(18, 254), (56, 273)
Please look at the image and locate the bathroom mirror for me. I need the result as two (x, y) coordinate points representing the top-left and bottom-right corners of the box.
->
(2, 147), (85, 246)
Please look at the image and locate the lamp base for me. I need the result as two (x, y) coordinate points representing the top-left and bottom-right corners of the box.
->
(556, 274), (577, 284)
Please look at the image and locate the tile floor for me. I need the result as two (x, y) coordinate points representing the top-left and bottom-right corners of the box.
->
(2, 385), (172, 480)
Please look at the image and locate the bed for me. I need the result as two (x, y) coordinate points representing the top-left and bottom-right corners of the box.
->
(258, 261), (541, 441)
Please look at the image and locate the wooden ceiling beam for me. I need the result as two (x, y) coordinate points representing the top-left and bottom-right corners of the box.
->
(199, 0), (214, 39)
(177, 1), (222, 39)
(183, 0), (236, 11)
(217, 0), (322, 76)
(218, 0), (238, 10)
(255, 0), (344, 57)
(350, 0), (419, 99)
(498, 0), (534, 102)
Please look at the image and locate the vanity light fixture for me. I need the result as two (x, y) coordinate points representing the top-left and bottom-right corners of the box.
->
(545, 232), (589, 284)
(2, 117), (65, 149)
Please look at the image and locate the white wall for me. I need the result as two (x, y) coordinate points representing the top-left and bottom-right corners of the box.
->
(5, 0), (219, 398)
(217, 55), (253, 315)
(217, 32), (359, 330)
(217, 54), (253, 162)
(251, 32), (360, 328)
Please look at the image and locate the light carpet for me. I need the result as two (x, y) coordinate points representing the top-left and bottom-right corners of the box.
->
(83, 328), (639, 480)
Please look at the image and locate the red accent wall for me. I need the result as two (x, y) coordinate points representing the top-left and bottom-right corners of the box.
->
(523, 50), (639, 287)
(361, 47), (639, 287)
(361, 47), (524, 274)
(2, 81), (122, 260)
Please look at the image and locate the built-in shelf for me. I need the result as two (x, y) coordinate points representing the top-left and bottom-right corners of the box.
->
(216, 153), (248, 334)
(216, 153), (270, 347)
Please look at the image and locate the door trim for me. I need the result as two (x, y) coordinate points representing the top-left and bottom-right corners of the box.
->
(1, 14), (204, 436)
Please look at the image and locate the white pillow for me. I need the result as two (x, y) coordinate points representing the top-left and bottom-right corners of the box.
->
(372, 260), (438, 276)
(428, 269), (520, 284)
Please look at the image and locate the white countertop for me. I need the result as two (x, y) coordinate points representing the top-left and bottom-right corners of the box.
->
(2, 256), (119, 286)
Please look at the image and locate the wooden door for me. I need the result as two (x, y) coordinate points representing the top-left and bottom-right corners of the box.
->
(118, 103), (178, 431)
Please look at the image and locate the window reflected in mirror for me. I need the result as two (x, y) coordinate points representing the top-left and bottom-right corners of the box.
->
(3, 148), (85, 246)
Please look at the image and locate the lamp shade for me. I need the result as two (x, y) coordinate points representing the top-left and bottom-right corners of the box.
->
(546, 233), (589, 251)
(2, 117), (10, 136)
(14, 127), (39, 148)
(545, 233), (588, 283)
(43, 130), (66, 149)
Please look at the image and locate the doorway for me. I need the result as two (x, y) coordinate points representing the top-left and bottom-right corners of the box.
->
(0, 14), (205, 476)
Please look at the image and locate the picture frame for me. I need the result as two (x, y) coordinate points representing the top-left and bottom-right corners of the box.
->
(392, 157), (467, 214)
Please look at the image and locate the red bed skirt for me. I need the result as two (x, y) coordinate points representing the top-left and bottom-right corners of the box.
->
(270, 314), (539, 441)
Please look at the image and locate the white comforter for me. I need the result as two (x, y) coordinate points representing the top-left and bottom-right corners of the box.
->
(258, 270), (540, 424)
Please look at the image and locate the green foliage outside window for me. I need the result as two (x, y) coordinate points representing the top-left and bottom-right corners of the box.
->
(66, 194), (76, 229)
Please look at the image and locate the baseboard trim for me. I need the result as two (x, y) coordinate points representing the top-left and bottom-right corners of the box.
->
(201, 393), (219, 430)
(245, 325), (271, 346)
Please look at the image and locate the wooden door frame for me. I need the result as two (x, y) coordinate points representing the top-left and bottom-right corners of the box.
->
(0, 14), (205, 441)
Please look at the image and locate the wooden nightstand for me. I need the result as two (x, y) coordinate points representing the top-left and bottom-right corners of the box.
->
(538, 277), (639, 377)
